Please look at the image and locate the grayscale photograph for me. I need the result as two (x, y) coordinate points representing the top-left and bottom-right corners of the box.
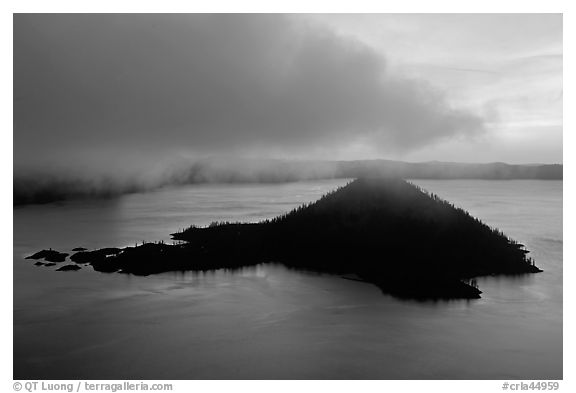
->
(13, 13), (562, 380)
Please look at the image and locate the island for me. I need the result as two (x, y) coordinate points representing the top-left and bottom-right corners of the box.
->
(25, 177), (542, 299)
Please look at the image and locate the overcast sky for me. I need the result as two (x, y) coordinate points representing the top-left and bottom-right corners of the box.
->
(14, 14), (562, 176)
(306, 14), (562, 163)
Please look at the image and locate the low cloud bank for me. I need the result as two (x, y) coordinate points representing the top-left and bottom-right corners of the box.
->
(15, 14), (484, 177)
(14, 158), (562, 206)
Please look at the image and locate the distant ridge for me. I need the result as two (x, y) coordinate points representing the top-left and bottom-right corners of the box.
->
(14, 159), (562, 205)
(334, 160), (562, 180)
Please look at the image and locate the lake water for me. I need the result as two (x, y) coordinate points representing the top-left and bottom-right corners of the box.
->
(13, 179), (562, 379)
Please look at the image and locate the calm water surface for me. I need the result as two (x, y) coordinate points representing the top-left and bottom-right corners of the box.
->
(13, 179), (562, 379)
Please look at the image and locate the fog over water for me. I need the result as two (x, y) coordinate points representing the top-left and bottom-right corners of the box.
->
(14, 180), (562, 379)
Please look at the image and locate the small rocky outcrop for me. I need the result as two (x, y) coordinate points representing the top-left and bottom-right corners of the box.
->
(56, 264), (81, 271)
(25, 249), (69, 262)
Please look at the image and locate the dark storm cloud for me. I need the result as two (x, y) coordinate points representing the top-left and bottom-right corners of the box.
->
(14, 14), (483, 175)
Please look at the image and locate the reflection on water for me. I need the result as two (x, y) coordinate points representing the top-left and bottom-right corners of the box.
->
(14, 179), (562, 379)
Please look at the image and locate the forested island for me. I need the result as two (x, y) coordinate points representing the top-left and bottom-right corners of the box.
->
(25, 177), (541, 299)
